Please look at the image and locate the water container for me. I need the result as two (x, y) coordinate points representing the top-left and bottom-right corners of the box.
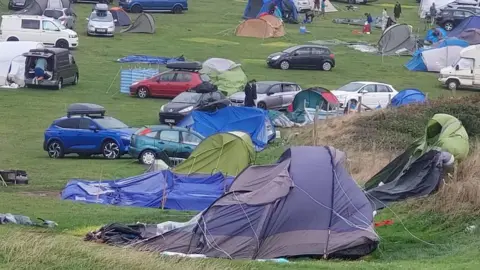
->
(299, 26), (307, 34)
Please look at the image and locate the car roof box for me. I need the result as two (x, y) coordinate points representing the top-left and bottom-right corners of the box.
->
(190, 82), (218, 93)
(166, 61), (202, 71)
(94, 3), (109, 11)
(67, 103), (106, 117)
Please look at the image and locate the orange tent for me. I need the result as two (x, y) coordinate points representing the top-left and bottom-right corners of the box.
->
(235, 15), (285, 38)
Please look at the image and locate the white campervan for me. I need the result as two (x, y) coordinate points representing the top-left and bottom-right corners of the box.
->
(0, 15), (79, 49)
(439, 45), (480, 90)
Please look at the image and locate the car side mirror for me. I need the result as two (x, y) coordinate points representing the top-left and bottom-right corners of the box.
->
(114, 19), (118, 22)
(455, 65), (459, 71)
(360, 89), (368, 94)
(89, 125), (98, 131)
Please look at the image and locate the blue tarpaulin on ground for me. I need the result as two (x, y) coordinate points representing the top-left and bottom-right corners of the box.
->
(117, 55), (185, 64)
(61, 171), (233, 211)
(178, 107), (275, 151)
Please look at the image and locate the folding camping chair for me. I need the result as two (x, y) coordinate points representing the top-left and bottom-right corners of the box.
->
(0, 174), (7, 187)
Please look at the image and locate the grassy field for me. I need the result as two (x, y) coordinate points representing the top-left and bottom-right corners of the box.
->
(1, 0), (480, 269)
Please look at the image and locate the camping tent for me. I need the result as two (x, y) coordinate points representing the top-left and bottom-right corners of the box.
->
(365, 113), (469, 191)
(200, 58), (247, 96)
(389, 89), (427, 107)
(110, 7), (131, 27)
(61, 170), (234, 211)
(177, 107), (275, 151)
(448, 16), (480, 38)
(378, 24), (417, 55)
(457, 28), (480, 45)
(243, 0), (299, 22)
(136, 146), (379, 259)
(15, 0), (70, 15)
(425, 27), (447, 43)
(173, 132), (255, 177)
(0, 41), (44, 87)
(405, 38), (469, 72)
(236, 15), (285, 38)
(288, 87), (340, 123)
(121, 13), (155, 34)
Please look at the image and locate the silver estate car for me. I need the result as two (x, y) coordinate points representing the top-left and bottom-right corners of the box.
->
(86, 10), (115, 37)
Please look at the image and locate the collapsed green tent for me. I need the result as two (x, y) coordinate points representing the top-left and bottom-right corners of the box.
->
(200, 58), (247, 96)
(173, 131), (255, 177)
(365, 113), (469, 190)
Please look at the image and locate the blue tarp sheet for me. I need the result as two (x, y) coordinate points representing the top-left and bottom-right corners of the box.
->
(117, 55), (185, 64)
(61, 171), (233, 211)
(448, 16), (480, 38)
(390, 89), (427, 107)
(178, 107), (275, 151)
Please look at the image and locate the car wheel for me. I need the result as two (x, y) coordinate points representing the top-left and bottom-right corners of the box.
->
(47, 140), (64, 158)
(140, 150), (156, 165)
(447, 79), (459, 91)
(131, 4), (143, 13)
(102, 140), (120, 159)
(322, 62), (332, 71)
(444, 22), (454, 31)
(55, 39), (69, 49)
(137, 87), (149, 98)
(173, 5), (183, 14)
(279, 61), (290, 70)
(72, 73), (78, 85)
(257, 101), (267, 110)
(6, 37), (19, 41)
(56, 79), (63, 90)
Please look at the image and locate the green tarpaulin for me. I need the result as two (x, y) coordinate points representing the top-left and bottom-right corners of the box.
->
(200, 59), (247, 96)
(173, 131), (255, 177)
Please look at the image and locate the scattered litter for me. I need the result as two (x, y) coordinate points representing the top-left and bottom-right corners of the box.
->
(465, 225), (477, 233)
(0, 213), (57, 228)
(257, 258), (289, 263)
(375, 219), (394, 227)
(348, 44), (377, 53)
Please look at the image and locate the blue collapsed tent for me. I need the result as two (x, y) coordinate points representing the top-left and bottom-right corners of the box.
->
(117, 55), (185, 64)
(61, 171), (233, 211)
(390, 89), (427, 107)
(425, 27), (447, 43)
(243, 0), (298, 22)
(448, 16), (480, 38)
(178, 106), (275, 151)
(405, 38), (469, 72)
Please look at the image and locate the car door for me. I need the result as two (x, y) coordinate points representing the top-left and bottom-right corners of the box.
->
(290, 47), (311, 68)
(280, 84), (299, 107)
(357, 84), (377, 108)
(178, 131), (203, 159)
(170, 72), (193, 96)
(265, 84), (283, 109)
(57, 53), (73, 83)
(311, 47), (328, 69)
(375, 84), (394, 108)
(41, 19), (60, 46)
(75, 118), (101, 151)
(157, 130), (181, 157)
(54, 118), (80, 151)
(150, 72), (176, 97)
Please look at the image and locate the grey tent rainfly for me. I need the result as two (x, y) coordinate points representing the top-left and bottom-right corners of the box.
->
(15, 0), (71, 15)
(377, 24), (416, 55)
(121, 13), (155, 34)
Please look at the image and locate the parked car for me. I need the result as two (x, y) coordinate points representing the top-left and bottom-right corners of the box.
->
(159, 86), (231, 124)
(293, 0), (313, 12)
(445, 4), (480, 14)
(8, 0), (28, 10)
(129, 125), (204, 165)
(72, 0), (113, 3)
(44, 103), (137, 159)
(0, 15), (79, 48)
(87, 8), (115, 36)
(436, 8), (475, 31)
(43, 8), (76, 29)
(119, 0), (188, 13)
(331, 81), (398, 110)
(130, 62), (208, 99)
(229, 81), (302, 110)
(447, 0), (480, 8)
(23, 48), (79, 90)
(267, 45), (335, 71)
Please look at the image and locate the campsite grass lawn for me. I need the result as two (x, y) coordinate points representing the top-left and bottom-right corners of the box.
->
(0, 0), (479, 269)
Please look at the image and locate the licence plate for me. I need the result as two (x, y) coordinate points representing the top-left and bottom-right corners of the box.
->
(232, 103), (242, 106)
(96, 29), (106, 33)
(164, 119), (175, 123)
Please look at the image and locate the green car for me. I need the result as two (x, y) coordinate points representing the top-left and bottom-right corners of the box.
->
(129, 125), (204, 165)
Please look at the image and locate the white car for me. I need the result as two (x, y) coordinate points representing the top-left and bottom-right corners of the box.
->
(229, 81), (302, 110)
(293, 0), (313, 12)
(86, 8), (115, 37)
(0, 15), (79, 48)
(332, 81), (397, 109)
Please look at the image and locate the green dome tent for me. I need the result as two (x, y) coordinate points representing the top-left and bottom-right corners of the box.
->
(200, 58), (247, 96)
(173, 131), (255, 177)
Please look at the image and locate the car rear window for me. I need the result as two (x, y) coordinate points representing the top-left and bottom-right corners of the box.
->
(44, 10), (63, 19)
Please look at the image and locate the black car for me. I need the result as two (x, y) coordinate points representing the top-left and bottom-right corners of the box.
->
(23, 48), (79, 90)
(267, 45), (335, 71)
(436, 8), (475, 31)
(159, 82), (231, 125)
(8, 0), (28, 10)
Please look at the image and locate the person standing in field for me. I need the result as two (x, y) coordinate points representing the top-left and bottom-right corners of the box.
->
(381, 8), (388, 32)
(314, 0), (320, 15)
(430, 3), (437, 26)
(394, 1), (402, 21)
(321, 0), (326, 17)
(244, 79), (257, 107)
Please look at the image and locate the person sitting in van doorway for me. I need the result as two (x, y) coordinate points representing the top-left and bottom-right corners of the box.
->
(244, 79), (257, 107)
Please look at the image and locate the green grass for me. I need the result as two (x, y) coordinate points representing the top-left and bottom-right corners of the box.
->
(0, 0), (479, 269)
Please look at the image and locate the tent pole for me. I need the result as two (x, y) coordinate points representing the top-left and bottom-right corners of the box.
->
(106, 67), (121, 94)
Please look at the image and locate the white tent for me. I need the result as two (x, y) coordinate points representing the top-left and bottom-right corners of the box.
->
(303, 0), (337, 12)
(0, 42), (44, 87)
(422, 46), (465, 72)
(202, 58), (241, 73)
(419, 0), (455, 18)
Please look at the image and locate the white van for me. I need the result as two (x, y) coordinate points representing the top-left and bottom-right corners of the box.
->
(0, 15), (79, 49)
(439, 45), (480, 90)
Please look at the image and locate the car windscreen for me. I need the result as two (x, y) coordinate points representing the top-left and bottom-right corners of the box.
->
(336, 82), (365, 92)
(44, 10), (63, 19)
(90, 11), (113, 22)
(53, 19), (66, 29)
(172, 92), (202, 104)
(256, 83), (273, 94)
(94, 117), (128, 129)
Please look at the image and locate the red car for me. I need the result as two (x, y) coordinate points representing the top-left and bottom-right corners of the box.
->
(129, 62), (209, 99)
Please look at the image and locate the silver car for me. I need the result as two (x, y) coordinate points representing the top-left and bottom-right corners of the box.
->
(229, 81), (302, 110)
(86, 10), (115, 37)
(43, 8), (76, 29)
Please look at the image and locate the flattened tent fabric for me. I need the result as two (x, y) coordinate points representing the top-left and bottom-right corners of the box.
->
(365, 114), (469, 191)
(117, 55), (185, 64)
(332, 16), (383, 29)
(121, 13), (155, 34)
(0, 41), (44, 86)
(173, 132), (255, 177)
(200, 58), (247, 96)
(16, 0), (70, 15)
(236, 15), (285, 38)
(137, 146), (379, 259)
(457, 28), (480, 45)
(448, 16), (480, 38)
(390, 89), (427, 107)
(110, 7), (131, 27)
(177, 107), (275, 151)
(378, 24), (416, 56)
(61, 171), (233, 211)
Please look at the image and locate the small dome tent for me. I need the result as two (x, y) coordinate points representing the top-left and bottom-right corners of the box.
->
(200, 58), (247, 96)
(110, 7), (131, 27)
(235, 15), (285, 38)
(390, 89), (427, 107)
(378, 24), (416, 56)
(121, 13), (155, 34)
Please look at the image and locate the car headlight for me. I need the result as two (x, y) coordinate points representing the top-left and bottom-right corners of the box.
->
(271, 55), (280, 61)
(108, 26), (114, 30)
(69, 35), (77, 38)
(179, 106), (193, 113)
(160, 105), (165, 112)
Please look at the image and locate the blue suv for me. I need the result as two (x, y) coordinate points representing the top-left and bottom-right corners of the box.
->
(119, 0), (188, 14)
(43, 103), (137, 159)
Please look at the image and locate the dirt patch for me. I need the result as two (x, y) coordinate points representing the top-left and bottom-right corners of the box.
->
(20, 191), (60, 198)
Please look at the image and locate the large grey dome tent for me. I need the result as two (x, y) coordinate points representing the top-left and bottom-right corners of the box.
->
(121, 13), (155, 34)
(378, 24), (416, 56)
(136, 146), (378, 259)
